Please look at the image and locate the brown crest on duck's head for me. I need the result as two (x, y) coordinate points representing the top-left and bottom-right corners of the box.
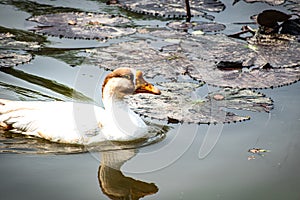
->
(102, 68), (160, 98)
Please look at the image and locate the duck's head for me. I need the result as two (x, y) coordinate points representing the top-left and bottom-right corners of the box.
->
(102, 67), (161, 102)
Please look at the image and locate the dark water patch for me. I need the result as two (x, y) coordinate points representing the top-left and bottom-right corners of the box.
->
(0, 0), (82, 16)
(0, 67), (92, 101)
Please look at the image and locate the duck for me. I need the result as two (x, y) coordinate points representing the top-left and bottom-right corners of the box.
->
(0, 67), (161, 145)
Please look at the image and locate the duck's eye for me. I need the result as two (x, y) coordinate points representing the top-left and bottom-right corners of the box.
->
(122, 74), (133, 81)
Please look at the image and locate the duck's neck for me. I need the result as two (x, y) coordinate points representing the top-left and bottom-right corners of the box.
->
(103, 96), (147, 131)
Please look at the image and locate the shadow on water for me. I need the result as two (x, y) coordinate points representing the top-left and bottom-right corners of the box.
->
(98, 149), (159, 199)
(0, 81), (62, 101)
(0, 67), (92, 102)
(0, 0), (82, 16)
(35, 47), (90, 67)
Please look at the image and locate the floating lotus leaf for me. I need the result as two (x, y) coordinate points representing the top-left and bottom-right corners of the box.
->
(249, 0), (285, 5)
(145, 29), (188, 42)
(85, 40), (192, 81)
(285, 0), (300, 15)
(181, 34), (300, 88)
(167, 21), (226, 32)
(0, 26), (47, 44)
(0, 33), (38, 67)
(27, 12), (136, 40)
(125, 82), (273, 124)
(0, 51), (32, 68)
(233, 0), (285, 6)
(0, 32), (40, 50)
(116, 0), (225, 18)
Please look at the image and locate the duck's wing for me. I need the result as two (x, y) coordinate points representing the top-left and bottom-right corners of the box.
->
(0, 99), (105, 144)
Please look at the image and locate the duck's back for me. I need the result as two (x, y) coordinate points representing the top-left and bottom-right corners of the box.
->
(0, 99), (106, 144)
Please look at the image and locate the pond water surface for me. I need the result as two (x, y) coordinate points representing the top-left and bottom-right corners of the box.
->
(0, 0), (300, 200)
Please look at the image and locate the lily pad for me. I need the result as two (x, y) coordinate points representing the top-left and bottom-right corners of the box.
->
(125, 82), (273, 124)
(116, 0), (225, 18)
(0, 33), (39, 67)
(181, 34), (300, 88)
(0, 32), (40, 50)
(27, 12), (136, 40)
(167, 21), (226, 32)
(233, 0), (285, 6)
(0, 26), (47, 44)
(0, 51), (32, 68)
(85, 40), (192, 81)
(145, 29), (188, 41)
(285, 0), (300, 16)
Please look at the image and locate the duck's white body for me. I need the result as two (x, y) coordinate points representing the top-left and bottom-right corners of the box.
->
(0, 100), (147, 144)
(0, 68), (160, 145)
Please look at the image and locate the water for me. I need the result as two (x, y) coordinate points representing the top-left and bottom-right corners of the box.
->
(0, 0), (300, 199)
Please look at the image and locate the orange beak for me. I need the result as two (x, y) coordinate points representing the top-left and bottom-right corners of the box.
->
(134, 71), (161, 95)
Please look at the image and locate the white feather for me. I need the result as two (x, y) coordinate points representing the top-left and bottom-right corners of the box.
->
(0, 68), (157, 144)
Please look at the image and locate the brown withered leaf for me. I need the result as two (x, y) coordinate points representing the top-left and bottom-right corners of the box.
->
(27, 12), (136, 40)
(125, 82), (273, 124)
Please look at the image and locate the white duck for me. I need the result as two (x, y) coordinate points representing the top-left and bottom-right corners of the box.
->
(0, 67), (161, 145)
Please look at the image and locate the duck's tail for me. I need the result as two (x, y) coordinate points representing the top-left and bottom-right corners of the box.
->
(0, 99), (12, 129)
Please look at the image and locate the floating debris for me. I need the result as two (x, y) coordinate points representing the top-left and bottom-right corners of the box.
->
(256, 10), (291, 29)
(125, 82), (273, 124)
(232, 9), (299, 41)
(248, 148), (270, 154)
(27, 12), (136, 40)
(248, 147), (270, 160)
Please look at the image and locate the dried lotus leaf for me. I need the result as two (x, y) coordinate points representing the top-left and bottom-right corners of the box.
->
(27, 12), (136, 40)
(125, 82), (273, 124)
(0, 33), (37, 67)
(85, 40), (192, 81)
(116, 0), (225, 18)
(167, 21), (225, 32)
(0, 51), (32, 68)
(244, 0), (284, 6)
(181, 34), (300, 89)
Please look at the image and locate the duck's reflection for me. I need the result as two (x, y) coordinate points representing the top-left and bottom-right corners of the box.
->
(98, 149), (158, 199)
